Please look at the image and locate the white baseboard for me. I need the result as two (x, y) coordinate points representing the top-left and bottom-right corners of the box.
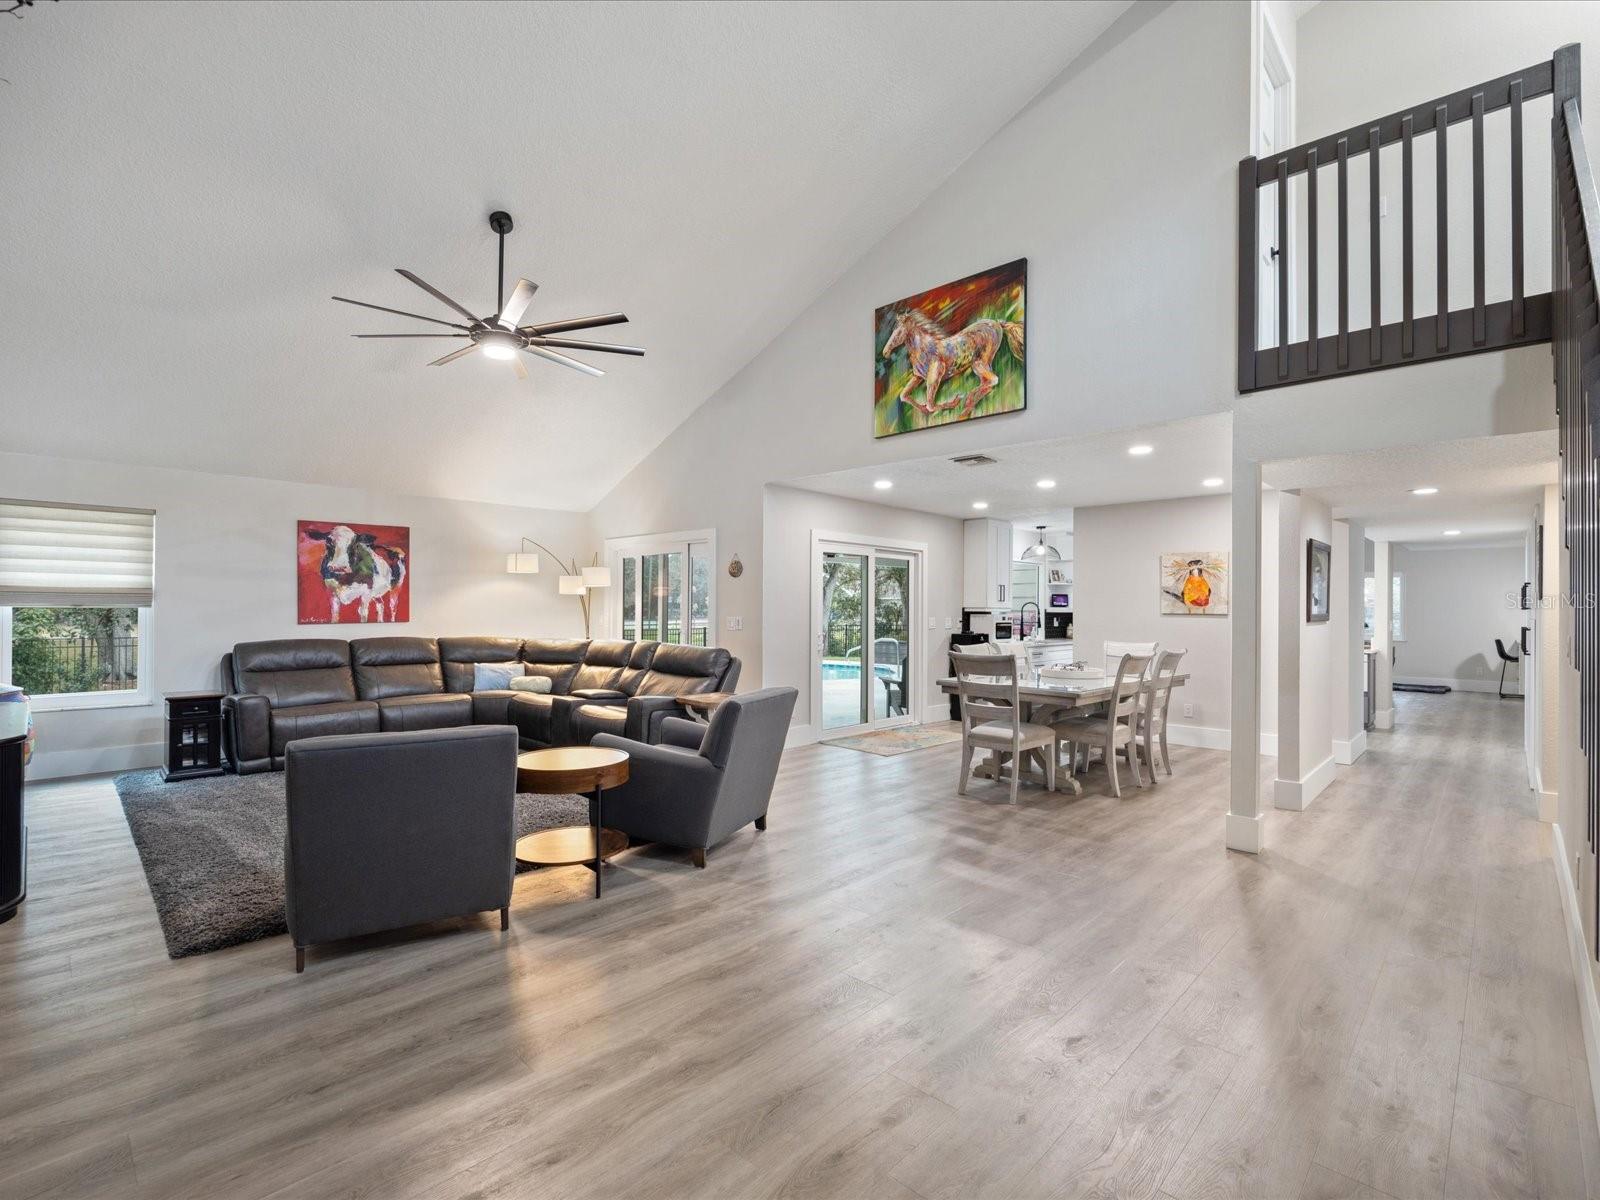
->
(1551, 823), (1600, 1151)
(1274, 754), (1336, 812)
(1259, 732), (1278, 757)
(921, 703), (953, 725)
(785, 723), (819, 750)
(1540, 789), (1560, 824)
(1394, 675), (1518, 696)
(26, 741), (161, 781)
(1333, 731), (1367, 765)
(1166, 723), (1230, 751)
(1374, 707), (1395, 730)
(1225, 811), (1265, 854)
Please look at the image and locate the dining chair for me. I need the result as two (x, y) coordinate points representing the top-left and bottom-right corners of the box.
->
(951, 651), (1056, 804)
(1104, 640), (1159, 680)
(1052, 652), (1153, 798)
(1135, 648), (1186, 780)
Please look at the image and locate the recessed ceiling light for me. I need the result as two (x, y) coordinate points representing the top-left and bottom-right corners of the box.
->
(1036, 479), (1056, 489)
(972, 501), (989, 510)
(1201, 477), (1224, 488)
(873, 479), (893, 490)
(1128, 444), (1154, 456)
(1411, 486), (1439, 495)
(1443, 529), (1461, 536)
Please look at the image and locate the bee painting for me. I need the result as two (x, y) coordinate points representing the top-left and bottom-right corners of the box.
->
(1160, 552), (1230, 616)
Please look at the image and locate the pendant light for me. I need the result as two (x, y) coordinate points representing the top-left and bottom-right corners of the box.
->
(1019, 525), (1062, 563)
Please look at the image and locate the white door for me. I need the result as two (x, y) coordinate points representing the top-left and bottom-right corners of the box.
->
(813, 538), (920, 735)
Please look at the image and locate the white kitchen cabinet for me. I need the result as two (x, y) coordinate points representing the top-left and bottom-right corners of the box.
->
(963, 518), (1013, 609)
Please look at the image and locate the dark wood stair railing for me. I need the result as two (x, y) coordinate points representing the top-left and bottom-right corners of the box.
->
(1238, 48), (1569, 392)
(1552, 45), (1600, 960)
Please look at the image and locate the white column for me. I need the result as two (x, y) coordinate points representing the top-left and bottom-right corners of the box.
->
(1274, 490), (1303, 809)
(1372, 539), (1395, 730)
(1331, 519), (1367, 763)
(1228, 453), (1265, 853)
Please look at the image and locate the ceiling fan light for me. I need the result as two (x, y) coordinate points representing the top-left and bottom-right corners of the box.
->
(479, 331), (518, 361)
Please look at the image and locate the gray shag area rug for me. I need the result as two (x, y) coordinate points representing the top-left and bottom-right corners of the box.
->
(114, 769), (590, 959)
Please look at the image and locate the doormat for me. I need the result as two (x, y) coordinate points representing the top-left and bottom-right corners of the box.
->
(820, 725), (962, 757)
(1393, 682), (1452, 694)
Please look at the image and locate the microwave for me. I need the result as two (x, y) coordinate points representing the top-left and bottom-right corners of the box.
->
(1049, 592), (1070, 608)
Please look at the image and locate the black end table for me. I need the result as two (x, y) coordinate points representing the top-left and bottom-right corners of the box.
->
(161, 691), (226, 782)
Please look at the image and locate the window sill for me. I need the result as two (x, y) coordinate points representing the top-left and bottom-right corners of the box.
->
(25, 691), (153, 713)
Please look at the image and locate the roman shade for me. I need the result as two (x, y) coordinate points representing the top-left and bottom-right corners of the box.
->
(0, 500), (156, 607)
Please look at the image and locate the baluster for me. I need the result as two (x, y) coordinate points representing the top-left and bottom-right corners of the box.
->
(1370, 125), (1382, 362)
(1402, 115), (1414, 357)
(1511, 79), (1525, 336)
(1338, 137), (1349, 368)
(1436, 103), (1449, 351)
(1472, 92), (1486, 345)
(1308, 147), (1319, 373)
(1278, 157), (1289, 378)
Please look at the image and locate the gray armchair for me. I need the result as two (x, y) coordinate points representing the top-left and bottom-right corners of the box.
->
(591, 686), (797, 868)
(284, 725), (517, 973)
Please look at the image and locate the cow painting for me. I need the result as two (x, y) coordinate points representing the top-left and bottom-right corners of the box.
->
(296, 521), (411, 625)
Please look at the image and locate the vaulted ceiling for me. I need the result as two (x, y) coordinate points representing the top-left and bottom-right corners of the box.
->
(0, 0), (1132, 510)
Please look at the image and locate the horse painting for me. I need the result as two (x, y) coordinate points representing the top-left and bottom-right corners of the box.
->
(874, 258), (1027, 438)
(881, 310), (1024, 418)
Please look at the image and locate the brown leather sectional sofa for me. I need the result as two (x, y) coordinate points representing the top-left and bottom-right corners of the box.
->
(221, 636), (740, 774)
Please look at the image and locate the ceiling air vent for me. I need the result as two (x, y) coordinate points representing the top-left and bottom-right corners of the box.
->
(949, 453), (998, 466)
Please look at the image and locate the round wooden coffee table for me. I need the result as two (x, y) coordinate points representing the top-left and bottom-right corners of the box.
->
(514, 746), (630, 898)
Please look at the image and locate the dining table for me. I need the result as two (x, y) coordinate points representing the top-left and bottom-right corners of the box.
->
(935, 669), (1190, 795)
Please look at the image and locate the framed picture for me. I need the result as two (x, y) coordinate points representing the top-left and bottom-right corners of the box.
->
(297, 521), (410, 625)
(874, 259), (1026, 438)
(1160, 552), (1229, 615)
(1306, 538), (1332, 623)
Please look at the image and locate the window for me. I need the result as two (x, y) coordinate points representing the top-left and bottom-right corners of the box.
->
(1362, 572), (1405, 643)
(606, 529), (716, 647)
(0, 500), (154, 710)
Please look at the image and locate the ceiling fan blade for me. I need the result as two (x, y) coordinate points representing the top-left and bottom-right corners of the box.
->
(522, 343), (605, 378)
(332, 295), (470, 330)
(511, 354), (528, 381)
(521, 312), (628, 336)
(353, 333), (470, 339)
(529, 336), (645, 357)
(428, 344), (481, 367)
(497, 279), (538, 330)
(395, 269), (482, 325)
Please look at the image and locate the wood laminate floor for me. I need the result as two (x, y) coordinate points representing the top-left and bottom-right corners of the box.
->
(0, 691), (1594, 1199)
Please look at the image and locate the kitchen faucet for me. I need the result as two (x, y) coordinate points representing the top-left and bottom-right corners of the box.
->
(1018, 601), (1041, 640)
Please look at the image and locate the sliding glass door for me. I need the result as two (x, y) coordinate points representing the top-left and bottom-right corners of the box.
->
(815, 539), (919, 734)
(610, 533), (713, 646)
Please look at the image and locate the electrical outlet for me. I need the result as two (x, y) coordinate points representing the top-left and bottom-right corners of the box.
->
(944, 617), (953, 630)
(928, 616), (937, 629)
(726, 616), (743, 632)
(1183, 702), (1195, 719)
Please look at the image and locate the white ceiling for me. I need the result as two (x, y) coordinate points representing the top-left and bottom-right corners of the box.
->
(0, 0), (1132, 510)
(783, 412), (1234, 524)
(1264, 431), (1556, 548)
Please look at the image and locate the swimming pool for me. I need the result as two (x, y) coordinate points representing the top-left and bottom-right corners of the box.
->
(820, 659), (900, 680)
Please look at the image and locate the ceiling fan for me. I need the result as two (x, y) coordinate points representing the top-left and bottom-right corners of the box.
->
(333, 211), (644, 380)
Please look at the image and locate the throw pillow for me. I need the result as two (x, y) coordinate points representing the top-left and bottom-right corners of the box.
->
(508, 675), (553, 694)
(473, 662), (525, 691)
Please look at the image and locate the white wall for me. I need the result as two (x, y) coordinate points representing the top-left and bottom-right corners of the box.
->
(1260, 488), (1280, 747)
(1072, 494), (1232, 748)
(2, 450), (592, 778)
(590, 1), (1252, 690)
(761, 485), (964, 734)
(1392, 543), (1526, 690)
